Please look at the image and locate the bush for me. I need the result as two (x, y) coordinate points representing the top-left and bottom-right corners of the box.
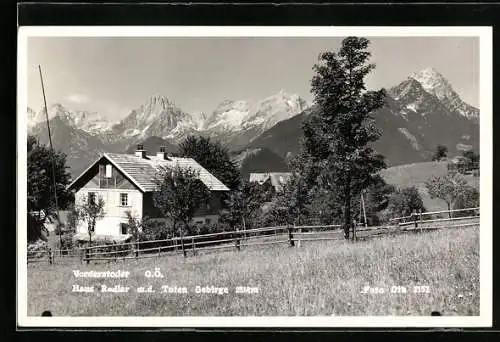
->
(28, 214), (47, 243)
(27, 240), (49, 259)
(188, 222), (229, 236)
(55, 233), (75, 254)
(453, 185), (479, 218)
(91, 239), (133, 258)
(140, 217), (175, 242)
(386, 186), (426, 220)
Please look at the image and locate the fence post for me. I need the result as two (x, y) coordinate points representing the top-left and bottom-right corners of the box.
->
(85, 247), (90, 265)
(48, 248), (53, 265)
(419, 209), (423, 233)
(192, 237), (195, 256)
(297, 226), (301, 248)
(413, 211), (418, 230)
(288, 225), (295, 247)
(135, 241), (139, 259)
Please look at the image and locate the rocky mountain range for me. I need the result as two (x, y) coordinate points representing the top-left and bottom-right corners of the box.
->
(248, 68), (479, 166)
(27, 68), (479, 179)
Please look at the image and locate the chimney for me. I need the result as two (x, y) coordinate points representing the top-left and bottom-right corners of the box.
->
(135, 144), (146, 158)
(156, 145), (168, 160)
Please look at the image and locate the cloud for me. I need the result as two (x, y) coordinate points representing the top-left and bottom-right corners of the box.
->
(97, 100), (132, 123)
(65, 93), (90, 104)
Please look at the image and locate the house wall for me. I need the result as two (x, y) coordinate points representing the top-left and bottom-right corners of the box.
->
(142, 191), (225, 226)
(74, 188), (142, 236)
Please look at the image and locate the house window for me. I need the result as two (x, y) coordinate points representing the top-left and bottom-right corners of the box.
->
(88, 192), (97, 205)
(120, 193), (129, 206)
(205, 218), (211, 225)
(120, 223), (128, 235)
(105, 164), (112, 178)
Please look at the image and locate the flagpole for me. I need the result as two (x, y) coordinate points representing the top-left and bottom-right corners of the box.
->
(39, 65), (62, 253)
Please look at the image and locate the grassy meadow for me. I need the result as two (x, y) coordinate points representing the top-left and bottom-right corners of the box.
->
(27, 225), (479, 317)
(381, 161), (479, 212)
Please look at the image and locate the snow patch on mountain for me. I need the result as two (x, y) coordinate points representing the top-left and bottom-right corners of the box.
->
(205, 100), (252, 132)
(204, 91), (309, 140)
(242, 90), (309, 132)
(27, 104), (114, 134)
(406, 103), (417, 112)
(456, 143), (472, 151)
(398, 127), (420, 151)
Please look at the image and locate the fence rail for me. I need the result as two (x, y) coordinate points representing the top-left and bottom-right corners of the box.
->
(27, 207), (480, 265)
(390, 207), (479, 223)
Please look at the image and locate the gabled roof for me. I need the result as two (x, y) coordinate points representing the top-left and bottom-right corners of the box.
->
(68, 153), (230, 193)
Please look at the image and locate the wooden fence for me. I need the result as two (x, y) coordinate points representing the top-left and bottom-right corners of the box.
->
(27, 207), (480, 265)
(389, 207), (479, 224)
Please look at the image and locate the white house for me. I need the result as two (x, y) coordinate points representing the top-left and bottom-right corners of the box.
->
(67, 145), (230, 238)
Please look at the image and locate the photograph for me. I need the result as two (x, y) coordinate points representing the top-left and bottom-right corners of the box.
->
(17, 26), (492, 328)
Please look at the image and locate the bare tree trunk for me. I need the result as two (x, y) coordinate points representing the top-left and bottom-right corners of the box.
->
(343, 182), (351, 240)
(242, 216), (247, 238)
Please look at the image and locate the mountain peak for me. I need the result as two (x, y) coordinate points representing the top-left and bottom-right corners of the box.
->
(403, 68), (479, 120)
(411, 67), (443, 78)
(408, 68), (451, 94)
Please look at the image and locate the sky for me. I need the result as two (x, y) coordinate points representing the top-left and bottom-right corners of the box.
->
(27, 36), (479, 123)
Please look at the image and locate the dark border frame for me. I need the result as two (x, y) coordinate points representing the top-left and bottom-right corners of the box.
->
(10, 1), (500, 337)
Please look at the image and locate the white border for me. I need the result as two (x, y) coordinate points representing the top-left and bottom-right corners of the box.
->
(17, 26), (493, 328)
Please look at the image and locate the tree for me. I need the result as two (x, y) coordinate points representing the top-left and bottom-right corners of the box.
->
(66, 205), (79, 233)
(352, 175), (396, 225)
(432, 144), (448, 161)
(425, 173), (470, 218)
(453, 185), (479, 217)
(178, 135), (240, 190)
(27, 135), (73, 241)
(74, 195), (105, 247)
(152, 165), (211, 257)
(304, 36), (387, 239)
(462, 150), (479, 170)
(124, 210), (142, 241)
(386, 186), (426, 219)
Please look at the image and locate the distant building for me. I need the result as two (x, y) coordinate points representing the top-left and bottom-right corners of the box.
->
(67, 145), (230, 237)
(447, 155), (471, 174)
(249, 172), (292, 192)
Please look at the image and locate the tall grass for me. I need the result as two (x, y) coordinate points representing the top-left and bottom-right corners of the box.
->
(27, 226), (479, 316)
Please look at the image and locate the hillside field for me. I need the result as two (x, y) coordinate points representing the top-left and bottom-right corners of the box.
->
(381, 161), (479, 212)
(27, 225), (479, 317)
